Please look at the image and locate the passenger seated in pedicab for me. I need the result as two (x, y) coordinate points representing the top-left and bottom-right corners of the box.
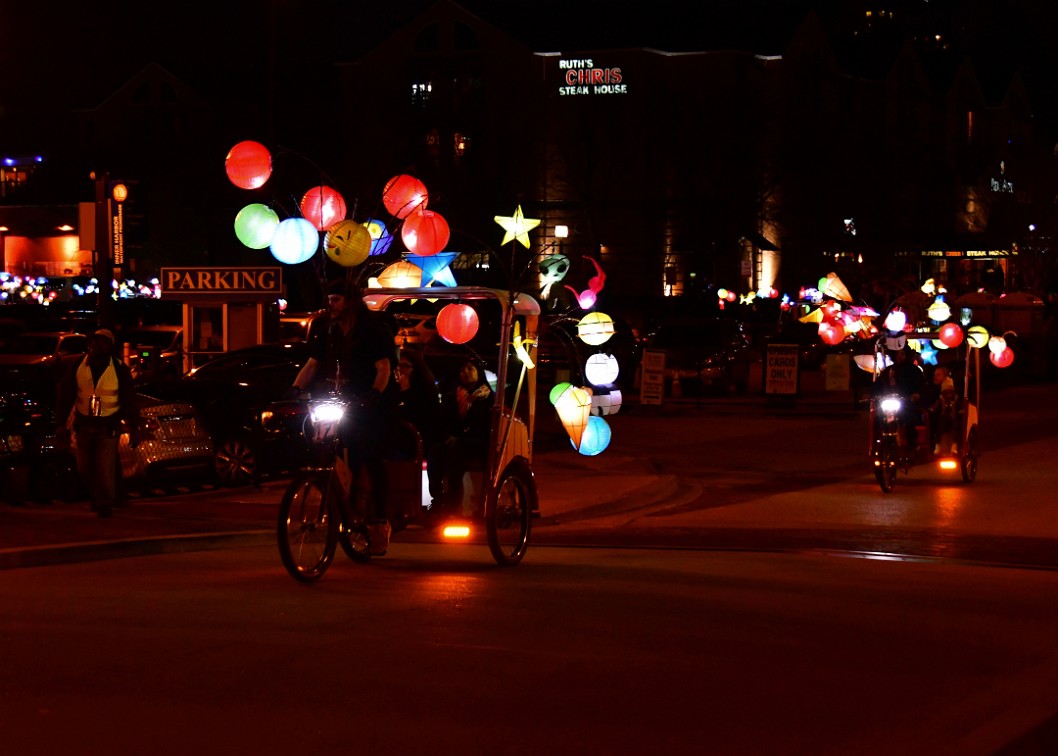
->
(871, 345), (926, 451)
(927, 365), (960, 455)
(391, 348), (442, 459)
(426, 358), (493, 517)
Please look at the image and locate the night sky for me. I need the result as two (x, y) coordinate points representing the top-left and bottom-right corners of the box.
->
(3, 0), (1057, 148)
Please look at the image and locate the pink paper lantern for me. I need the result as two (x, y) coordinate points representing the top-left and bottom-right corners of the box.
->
(225, 140), (272, 190)
(382, 175), (428, 219)
(401, 209), (450, 256)
(300, 186), (346, 231)
(436, 303), (479, 344)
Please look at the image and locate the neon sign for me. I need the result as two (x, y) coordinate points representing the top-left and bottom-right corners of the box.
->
(557, 59), (627, 96)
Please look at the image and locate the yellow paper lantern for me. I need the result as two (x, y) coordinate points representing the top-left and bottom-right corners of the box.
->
(323, 220), (371, 267)
(927, 299), (951, 322)
(577, 311), (615, 346)
(966, 325), (989, 349)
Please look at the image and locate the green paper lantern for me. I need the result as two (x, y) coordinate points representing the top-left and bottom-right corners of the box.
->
(234, 203), (279, 249)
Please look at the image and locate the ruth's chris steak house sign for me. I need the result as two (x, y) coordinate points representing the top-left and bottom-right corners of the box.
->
(558, 58), (627, 96)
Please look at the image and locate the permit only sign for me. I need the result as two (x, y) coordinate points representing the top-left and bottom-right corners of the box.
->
(639, 348), (666, 405)
(765, 343), (799, 395)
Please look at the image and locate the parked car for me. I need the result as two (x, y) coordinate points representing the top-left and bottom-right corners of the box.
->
(117, 393), (215, 488)
(644, 317), (754, 395)
(117, 324), (184, 382)
(0, 387), (78, 505)
(141, 341), (313, 486)
(0, 331), (89, 381)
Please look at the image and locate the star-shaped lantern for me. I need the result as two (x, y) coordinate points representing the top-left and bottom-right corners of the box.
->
(494, 205), (540, 248)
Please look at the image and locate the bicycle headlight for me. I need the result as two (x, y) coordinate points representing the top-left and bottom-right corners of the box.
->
(311, 401), (346, 424)
(879, 397), (902, 414)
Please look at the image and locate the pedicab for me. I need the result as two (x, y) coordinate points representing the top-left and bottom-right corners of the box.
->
(867, 331), (981, 492)
(277, 285), (541, 582)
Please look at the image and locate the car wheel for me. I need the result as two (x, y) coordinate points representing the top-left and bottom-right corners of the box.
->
(214, 437), (258, 487)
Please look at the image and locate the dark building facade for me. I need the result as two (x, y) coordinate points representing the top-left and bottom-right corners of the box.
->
(2, 0), (1056, 317)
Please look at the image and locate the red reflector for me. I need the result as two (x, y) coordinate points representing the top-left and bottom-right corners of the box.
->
(938, 458), (958, 471)
(442, 525), (471, 539)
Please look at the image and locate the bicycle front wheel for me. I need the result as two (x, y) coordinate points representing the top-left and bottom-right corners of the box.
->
(277, 472), (338, 582)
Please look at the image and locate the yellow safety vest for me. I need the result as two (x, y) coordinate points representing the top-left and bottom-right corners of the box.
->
(75, 358), (120, 417)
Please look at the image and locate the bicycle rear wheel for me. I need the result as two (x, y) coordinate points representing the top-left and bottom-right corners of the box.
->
(486, 459), (535, 566)
(277, 472), (338, 582)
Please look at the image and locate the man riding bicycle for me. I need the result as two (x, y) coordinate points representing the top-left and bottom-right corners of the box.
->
(290, 277), (398, 554)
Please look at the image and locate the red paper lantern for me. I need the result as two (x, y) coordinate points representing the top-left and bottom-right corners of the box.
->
(300, 186), (346, 231)
(382, 175), (428, 219)
(989, 347), (1014, 368)
(401, 209), (450, 256)
(225, 141), (272, 189)
(819, 321), (844, 346)
(436, 303), (479, 344)
(938, 322), (964, 348)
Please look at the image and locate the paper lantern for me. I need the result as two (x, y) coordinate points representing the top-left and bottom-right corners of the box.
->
(717, 288), (729, 300)
(555, 386), (592, 449)
(436, 303), (479, 345)
(382, 175), (428, 219)
(323, 220), (371, 267)
(300, 186), (346, 231)
(540, 254), (570, 281)
(966, 325), (989, 349)
(401, 209), (450, 256)
(575, 415), (611, 456)
(591, 389), (622, 416)
(577, 311), (615, 346)
(406, 252), (459, 287)
(990, 347), (1014, 368)
(234, 203), (279, 249)
(927, 299), (951, 322)
(376, 261), (423, 288)
(988, 335), (1006, 355)
(939, 322), (964, 348)
(225, 140), (272, 189)
(549, 382), (572, 406)
(585, 353), (619, 387)
(269, 217), (319, 264)
(364, 218), (395, 256)
(884, 309), (906, 333)
(818, 321), (844, 346)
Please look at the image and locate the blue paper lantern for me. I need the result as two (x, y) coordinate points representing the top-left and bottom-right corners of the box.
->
(270, 217), (319, 264)
(406, 251), (459, 287)
(364, 218), (395, 257)
(574, 415), (611, 456)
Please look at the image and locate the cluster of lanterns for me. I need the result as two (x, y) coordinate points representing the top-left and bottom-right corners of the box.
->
(716, 286), (780, 309)
(801, 272), (1018, 370)
(226, 140), (624, 456)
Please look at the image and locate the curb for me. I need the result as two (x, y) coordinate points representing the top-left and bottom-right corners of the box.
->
(0, 530), (273, 571)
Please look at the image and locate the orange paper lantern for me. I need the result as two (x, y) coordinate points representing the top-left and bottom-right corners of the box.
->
(436, 303), (479, 344)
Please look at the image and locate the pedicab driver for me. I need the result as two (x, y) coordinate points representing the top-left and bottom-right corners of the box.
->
(871, 345), (925, 451)
(290, 278), (397, 554)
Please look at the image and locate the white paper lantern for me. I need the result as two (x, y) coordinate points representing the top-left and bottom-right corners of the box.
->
(584, 353), (619, 387)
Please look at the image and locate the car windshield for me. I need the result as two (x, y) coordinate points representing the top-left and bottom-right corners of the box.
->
(1, 334), (60, 354)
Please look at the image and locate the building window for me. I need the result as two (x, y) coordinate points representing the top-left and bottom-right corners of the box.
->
(411, 81), (433, 108)
(453, 132), (469, 159)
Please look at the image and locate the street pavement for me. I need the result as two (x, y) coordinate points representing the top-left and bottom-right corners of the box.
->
(4, 380), (1052, 570)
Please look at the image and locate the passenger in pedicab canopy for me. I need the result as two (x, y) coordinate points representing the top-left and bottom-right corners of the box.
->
(426, 358), (493, 516)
